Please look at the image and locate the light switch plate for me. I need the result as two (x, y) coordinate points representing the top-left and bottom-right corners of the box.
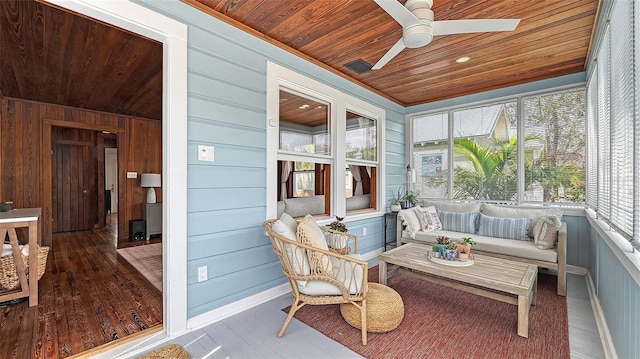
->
(198, 266), (208, 282)
(198, 145), (215, 162)
(127, 172), (137, 179)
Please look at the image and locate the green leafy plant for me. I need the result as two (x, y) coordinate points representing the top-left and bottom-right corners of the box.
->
(444, 241), (458, 250)
(327, 216), (348, 233)
(391, 188), (403, 205)
(432, 245), (440, 252)
(460, 237), (476, 246)
(403, 191), (418, 206)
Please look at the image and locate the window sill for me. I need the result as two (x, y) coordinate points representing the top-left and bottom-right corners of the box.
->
(586, 208), (640, 286)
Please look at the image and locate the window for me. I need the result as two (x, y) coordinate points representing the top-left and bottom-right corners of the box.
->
(523, 89), (585, 203)
(411, 112), (448, 198)
(267, 62), (385, 220)
(410, 91), (584, 205)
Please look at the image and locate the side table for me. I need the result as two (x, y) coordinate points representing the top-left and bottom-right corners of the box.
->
(0, 208), (41, 307)
(383, 212), (398, 251)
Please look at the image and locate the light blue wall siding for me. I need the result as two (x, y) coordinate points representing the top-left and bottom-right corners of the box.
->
(136, 0), (405, 318)
(563, 215), (589, 267)
(589, 227), (640, 359)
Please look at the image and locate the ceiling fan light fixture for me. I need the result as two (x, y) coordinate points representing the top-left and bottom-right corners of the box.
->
(456, 56), (471, 63)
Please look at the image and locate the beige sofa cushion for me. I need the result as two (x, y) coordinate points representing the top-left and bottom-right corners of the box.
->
(481, 203), (562, 237)
(411, 229), (558, 263)
(284, 195), (325, 218)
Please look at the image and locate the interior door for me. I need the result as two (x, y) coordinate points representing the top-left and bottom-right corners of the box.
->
(52, 143), (96, 232)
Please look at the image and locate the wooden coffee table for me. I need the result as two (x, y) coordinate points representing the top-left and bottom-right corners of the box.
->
(379, 243), (538, 338)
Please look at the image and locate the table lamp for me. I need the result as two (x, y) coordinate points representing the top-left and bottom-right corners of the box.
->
(141, 173), (161, 203)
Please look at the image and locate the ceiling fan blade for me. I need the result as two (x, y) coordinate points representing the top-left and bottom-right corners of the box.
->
(372, 38), (406, 70)
(433, 19), (520, 36)
(374, 0), (421, 28)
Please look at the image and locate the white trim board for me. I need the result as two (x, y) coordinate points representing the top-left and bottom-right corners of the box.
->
(43, 0), (189, 356)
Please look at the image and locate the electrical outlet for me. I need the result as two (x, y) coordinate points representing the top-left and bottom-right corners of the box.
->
(362, 227), (367, 236)
(198, 266), (208, 282)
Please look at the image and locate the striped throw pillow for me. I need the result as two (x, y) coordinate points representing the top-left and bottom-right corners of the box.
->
(436, 210), (478, 234)
(478, 213), (532, 241)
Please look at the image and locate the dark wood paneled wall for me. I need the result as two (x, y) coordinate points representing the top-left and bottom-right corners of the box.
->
(0, 97), (162, 247)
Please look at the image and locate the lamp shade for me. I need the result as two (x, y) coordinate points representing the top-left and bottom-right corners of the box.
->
(141, 173), (161, 204)
(141, 173), (161, 188)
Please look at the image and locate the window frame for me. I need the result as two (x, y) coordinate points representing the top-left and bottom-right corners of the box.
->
(266, 62), (385, 221)
(407, 84), (586, 207)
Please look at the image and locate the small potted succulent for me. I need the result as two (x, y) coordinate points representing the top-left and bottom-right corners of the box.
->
(327, 216), (348, 252)
(431, 244), (441, 258)
(457, 237), (476, 257)
(459, 248), (470, 262)
(435, 235), (449, 256)
(391, 188), (402, 212)
(443, 241), (458, 261)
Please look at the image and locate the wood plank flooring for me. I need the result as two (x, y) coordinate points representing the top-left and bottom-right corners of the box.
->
(0, 217), (162, 358)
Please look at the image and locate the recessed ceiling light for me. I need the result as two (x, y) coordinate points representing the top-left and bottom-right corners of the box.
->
(456, 56), (471, 63)
(299, 104), (310, 109)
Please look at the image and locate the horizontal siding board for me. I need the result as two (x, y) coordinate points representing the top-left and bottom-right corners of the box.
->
(188, 26), (268, 71)
(188, 47), (265, 93)
(188, 74), (264, 108)
(187, 261), (284, 311)
(188, 188), (265, 212)
(188, 118), (265, 147)
(188, 96), (264, 128)
(188, 166), (265, 189)
(188, 227), (270, 259)
(188, 208), (264, 236)
(188, 244), (276, 283)
(187, 142), (265, 167)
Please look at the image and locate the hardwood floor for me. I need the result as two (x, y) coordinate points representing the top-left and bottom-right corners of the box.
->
(0, 216), (162, 358)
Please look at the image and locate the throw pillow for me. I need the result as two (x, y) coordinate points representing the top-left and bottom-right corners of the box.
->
(477, 213), (531, 241)
(481, 203), (562, 238)
(437, 210), (478, 234)
(397, 208), (422, 239)
(271, 219), (311, 285)
(414, 205), (442, 231)
(533, 215), (562, 249)
(279, 212), (298, 233)
(297, 214), (333, 275)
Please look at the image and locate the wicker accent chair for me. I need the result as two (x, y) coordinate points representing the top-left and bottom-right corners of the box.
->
(263, 218), (370, 345)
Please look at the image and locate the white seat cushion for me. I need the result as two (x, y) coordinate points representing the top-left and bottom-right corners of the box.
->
(298, 254), (364, 295)
(412, 229), (558, 263)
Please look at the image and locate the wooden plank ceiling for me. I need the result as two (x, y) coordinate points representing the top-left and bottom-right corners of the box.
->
(1, 0), (598, 120)
(187, 0), (599, 106)
(0, 0), (163, 120)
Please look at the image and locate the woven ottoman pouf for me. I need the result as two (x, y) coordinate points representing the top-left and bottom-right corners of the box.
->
(340, 282), (404, 333)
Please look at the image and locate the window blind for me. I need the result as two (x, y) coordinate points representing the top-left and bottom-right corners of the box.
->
(596, 28), (611, 220)
(609, 0), (634, 237)
(586, 70), (598, 208)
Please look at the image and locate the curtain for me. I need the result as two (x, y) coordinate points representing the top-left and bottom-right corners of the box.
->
(349, 165), (363, 195)
(281, 161), (292, 200)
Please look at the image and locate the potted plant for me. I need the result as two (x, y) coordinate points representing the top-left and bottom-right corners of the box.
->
(402, 191), (418, 209)
(435, 235), (449, 256)
(390, 188), (402, 212)
(431, 244), (441, 258)
(443, 241), (458, 261)
(327, 216), (348, 252)
(458, 248), (470, 262)
(457, 237), (476, 257)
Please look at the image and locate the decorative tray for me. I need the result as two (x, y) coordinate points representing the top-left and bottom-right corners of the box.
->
(428, 254), (474, 267)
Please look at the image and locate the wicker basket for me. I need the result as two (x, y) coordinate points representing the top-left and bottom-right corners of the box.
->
(0, 245), (49, 291)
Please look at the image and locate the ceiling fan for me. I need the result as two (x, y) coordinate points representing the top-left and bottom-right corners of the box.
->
(372, 0), (520, 70)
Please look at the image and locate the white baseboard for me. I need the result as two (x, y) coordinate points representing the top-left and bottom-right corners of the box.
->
(586, 271), (618, 359)
(567, 264), (588, 275)
(186, 282), (291, 331)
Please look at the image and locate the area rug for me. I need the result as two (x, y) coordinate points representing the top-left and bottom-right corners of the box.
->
(284, 267), (568, 359)
(117, 243), (162, 291)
